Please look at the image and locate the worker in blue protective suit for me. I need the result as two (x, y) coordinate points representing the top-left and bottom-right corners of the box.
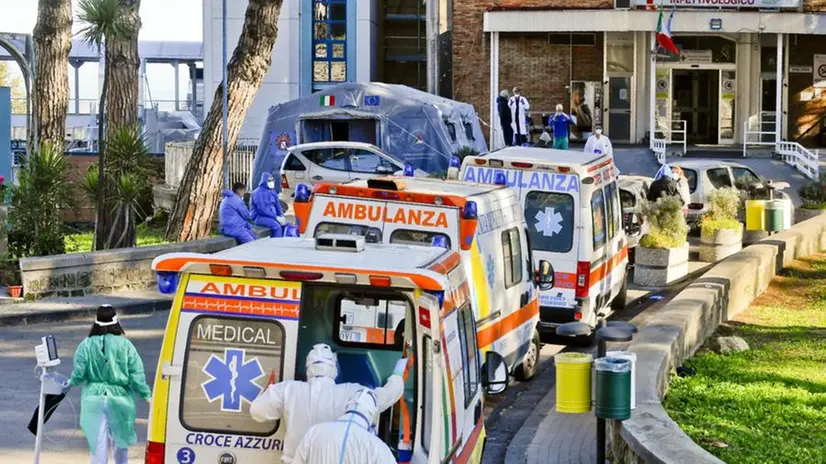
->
(250, 343), (407, 463)
(219, 182), (257, 244)
(251, 172), (287, 237)
(292, 388), (396, 464)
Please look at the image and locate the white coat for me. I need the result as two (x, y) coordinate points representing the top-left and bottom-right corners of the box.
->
(249, 376), (404, 463)
(508, 95), (531, 136)
(584, 134), (613, 156)
(291, 419), (396, 464)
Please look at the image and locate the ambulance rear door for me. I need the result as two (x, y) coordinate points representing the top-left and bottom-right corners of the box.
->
(163, 274), (299, 464)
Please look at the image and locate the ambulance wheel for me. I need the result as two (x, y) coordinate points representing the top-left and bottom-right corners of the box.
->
(514, 331), (541, 381)
(611, 276), (629, 313)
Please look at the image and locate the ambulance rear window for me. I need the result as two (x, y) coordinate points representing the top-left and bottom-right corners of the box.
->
(524, 191), (575, 253)
(390, 229), (452, 248)
(180, 316), (285, 436)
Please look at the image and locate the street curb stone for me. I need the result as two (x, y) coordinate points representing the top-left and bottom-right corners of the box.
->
(0, 298), (171, 327)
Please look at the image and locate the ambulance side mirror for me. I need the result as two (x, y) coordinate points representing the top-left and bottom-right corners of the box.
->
(482, 351), (509, 395)
(535, 260), (555, 290)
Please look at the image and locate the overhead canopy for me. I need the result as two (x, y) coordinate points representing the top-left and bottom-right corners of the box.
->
(251, 82), (488, 184)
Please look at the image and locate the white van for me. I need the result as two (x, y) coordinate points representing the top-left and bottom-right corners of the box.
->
(147, 235), (556, 464)
(294, 176), (548, 380)
(456, 147), (628, 342)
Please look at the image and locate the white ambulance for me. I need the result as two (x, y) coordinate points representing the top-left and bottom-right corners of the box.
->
(293, 176), (549, 381)
(456, 147), (628, 343)
(146, 234), (556, 464)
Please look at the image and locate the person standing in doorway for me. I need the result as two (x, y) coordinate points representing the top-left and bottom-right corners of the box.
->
(497, 90), (514, 146)
(549, 104), (573, 150)
(508, 87), (531, 146)
(64, 305), (152, 464)
(583, 126), (613, 156)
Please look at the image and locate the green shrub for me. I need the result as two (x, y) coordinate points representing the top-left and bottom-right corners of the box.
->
(453, 146), (480, 163)
(700, 219), (742, 239)
(798, 179), (826, 209)
(640, 196), (688, 249)
(701, 187), (742, 235)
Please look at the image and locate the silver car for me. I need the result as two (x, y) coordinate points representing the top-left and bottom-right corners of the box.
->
(279, 141), (425, 204)
(618, 175), (652, 263)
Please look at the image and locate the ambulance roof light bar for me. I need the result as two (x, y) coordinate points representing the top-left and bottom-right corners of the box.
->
(494, 172), (507, 186)
(403, 163), (415, 177)
(449, 156), (461, 168)
(315, 234), (366, 253)
(295, 183), (311, 202)
(367, 178), (407, 191)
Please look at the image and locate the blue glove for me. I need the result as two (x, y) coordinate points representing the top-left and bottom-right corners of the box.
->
(393, 358), (408, 377)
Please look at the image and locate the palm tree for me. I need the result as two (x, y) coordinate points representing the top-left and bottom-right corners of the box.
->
(166, 0), (284, 241)
(33, 0), (73, 152)
(77, 0), (141, 250)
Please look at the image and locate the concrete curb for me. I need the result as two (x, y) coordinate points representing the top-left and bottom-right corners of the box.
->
(0, 298), (171, 327)
(611, 215), (826, 463)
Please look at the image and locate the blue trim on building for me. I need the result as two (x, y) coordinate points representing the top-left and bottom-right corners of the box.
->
(300, 0), (312, 97)
(346, 0), (356, 83)
(0, 87), (11, 183)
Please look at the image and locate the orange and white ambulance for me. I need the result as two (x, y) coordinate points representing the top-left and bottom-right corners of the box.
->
(456, 147), (628, 343)
(294, 177), (547, 381)
(145, 234), (555, 464)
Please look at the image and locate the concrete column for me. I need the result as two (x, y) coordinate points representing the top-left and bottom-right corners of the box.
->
(72, 61), (80, 114)
(776, 33), (783, 144)
(489, 31), (500, 149)
(649, 32), (657, 149)
(189, 63), (197, 112)
(173, 60), (180, 111)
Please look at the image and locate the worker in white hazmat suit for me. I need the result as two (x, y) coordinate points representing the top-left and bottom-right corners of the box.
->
(250, 343), (407, 463)
(292, 388), (396, 464)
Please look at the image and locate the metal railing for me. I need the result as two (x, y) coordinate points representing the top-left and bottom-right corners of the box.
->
(776, 141), (820, 181)
(228, 145), (256, 189)
(164, 141), (257, 190)
(10, 97), (201, 116)
(663, 119), (687, 156)
(652, 137), (667, 165)
(742, 112), (777, 158)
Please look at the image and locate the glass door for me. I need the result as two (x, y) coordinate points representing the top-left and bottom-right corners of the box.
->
(608, 76), (632, 142)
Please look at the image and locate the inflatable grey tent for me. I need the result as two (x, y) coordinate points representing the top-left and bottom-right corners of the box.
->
(251, 82), (488, 184)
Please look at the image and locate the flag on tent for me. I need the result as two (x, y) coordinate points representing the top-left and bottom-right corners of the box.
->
(319, 95), (336, 107)
(656, 9), (680, 55)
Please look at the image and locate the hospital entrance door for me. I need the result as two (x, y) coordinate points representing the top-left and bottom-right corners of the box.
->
(672, 70), (719, 145)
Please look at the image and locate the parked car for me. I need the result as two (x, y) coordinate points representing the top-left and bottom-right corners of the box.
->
(672, 160), (789, 228)
(618, 175), (652, 263)
(279, 141), (427, 205)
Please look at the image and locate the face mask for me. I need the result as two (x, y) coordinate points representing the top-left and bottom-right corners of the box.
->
(267, 180), (275, 189)
(595, 129), (602, 136)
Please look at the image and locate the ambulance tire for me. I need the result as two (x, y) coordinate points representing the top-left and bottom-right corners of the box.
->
(611, 276), (629, 313)
(514, 331), (541, 381)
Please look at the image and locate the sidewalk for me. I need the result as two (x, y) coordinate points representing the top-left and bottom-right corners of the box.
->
(0, 291), (172, 326)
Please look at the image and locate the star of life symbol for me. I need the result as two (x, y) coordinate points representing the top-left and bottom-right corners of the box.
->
(535, 207), (564, 237)
(202, 348), (264, 412)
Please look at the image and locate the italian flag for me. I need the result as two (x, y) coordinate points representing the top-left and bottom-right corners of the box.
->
(320, 95), (336, 107)
(656, 9), (680, 55)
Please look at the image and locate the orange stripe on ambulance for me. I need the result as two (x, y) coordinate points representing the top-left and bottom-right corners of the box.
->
(322, 201), (449, 228)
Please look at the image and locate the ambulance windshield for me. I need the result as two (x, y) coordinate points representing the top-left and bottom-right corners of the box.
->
(524, 191), (575, 253)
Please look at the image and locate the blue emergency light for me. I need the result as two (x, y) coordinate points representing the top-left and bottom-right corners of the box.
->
(431, 236), (449, 249)
(295, 183), (311, 202)
(462, 201), (478, 220)
(449, 156), (461, 168)
(403, 163), (415, 177)
(156, 272), (179, 295)
(494, 172), (507, 186)
(284, 225), (299, 237)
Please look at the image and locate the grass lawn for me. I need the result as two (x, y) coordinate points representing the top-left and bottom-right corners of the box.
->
(663, 253), (826, 464)
(64, 223), (168, 253)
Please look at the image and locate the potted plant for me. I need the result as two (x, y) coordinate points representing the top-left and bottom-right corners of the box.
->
(699, 187), (743, 262)
(0, 256), (22, 298)
(796, 179), (826, 223)
(634, 196), (690, 287)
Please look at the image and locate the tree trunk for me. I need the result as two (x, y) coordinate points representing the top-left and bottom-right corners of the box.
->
(97, 0), (142, 250)
(166, 0), (284, 242)
(93, 74), (107, 251)
(32, 0), (72, 152)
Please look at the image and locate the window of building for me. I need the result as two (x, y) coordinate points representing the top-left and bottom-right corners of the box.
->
(501, 228), (523, 288)
(549, 33), (596, 46)
(312, 0), (347, 86)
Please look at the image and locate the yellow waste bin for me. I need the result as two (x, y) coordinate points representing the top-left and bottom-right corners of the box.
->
(555, 352), (593, 413)
(745, 200), (767, 231)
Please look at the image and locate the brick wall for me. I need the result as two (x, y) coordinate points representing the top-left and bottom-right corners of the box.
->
(453, 0), (612, 134)
(804, 0), (826, 12)
(786, 34), (826, 147)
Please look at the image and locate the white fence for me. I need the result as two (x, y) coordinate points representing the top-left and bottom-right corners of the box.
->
(652, 137), (667, 165)
(164, 141), (258, 189)
(776, 141), (820, 181)
(742, 112), (777, 158)
(659, 119), (687, 156)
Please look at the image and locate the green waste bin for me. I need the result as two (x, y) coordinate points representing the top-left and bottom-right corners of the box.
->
(766, 200), (785, 232)
(595, 357), (632, 420)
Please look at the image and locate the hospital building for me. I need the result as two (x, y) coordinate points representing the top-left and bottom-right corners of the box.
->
(453, 0), (826, 150)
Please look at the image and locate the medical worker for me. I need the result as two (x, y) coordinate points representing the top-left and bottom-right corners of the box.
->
(508, 87), (531, 146)
(583, 126), (613, 156)
(251, 172), (287, 237)
(497, 90), (514, 146)
(648, 164), (684, 205)
(219, 182), (256, 244)
(292, 388), (395, 464)
(65, 305), (152, 464)
(250, 343), (407, 463)
(549, 104), (573, 150)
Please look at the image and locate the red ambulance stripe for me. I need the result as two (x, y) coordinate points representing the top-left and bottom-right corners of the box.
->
(182, 295), (300, 319)
(453, 416), (484, 463)
(440, 331), (459, 443)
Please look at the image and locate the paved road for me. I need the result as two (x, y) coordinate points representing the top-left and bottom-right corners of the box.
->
(0, 310), (168, 463)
